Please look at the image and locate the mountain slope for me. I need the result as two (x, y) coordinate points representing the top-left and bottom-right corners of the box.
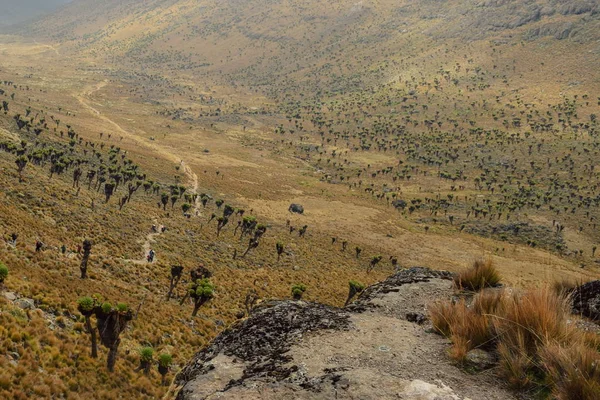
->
(15, 0), (600, 98)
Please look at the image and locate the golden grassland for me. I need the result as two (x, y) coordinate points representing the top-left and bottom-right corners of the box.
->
(0, 2), (599, 396)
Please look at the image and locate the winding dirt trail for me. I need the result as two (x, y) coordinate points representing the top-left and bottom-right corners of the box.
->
(74, 81), (199, 193)
(74, 81), (200, 261)
(33, 40), (60, 56)
(125, 221), (162, 265)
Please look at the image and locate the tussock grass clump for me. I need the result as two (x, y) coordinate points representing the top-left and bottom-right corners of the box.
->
(540, 342), (600, 400)
(454, 258), (501, 291)
(429, 299), (459, 337)
(494, 288), (575, 356)
(0, 261), (8, 284)
(430, 291), (502, 361)
(429, 287), (600, 398)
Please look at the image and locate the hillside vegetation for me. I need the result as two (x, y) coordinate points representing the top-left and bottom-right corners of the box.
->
(0, 0), (599, 398)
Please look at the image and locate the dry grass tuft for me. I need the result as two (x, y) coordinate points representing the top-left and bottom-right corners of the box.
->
(493, 288), (575, 358)
(430, 295), (497, 362)
(540, 342), (600, 400)
(429, 287), (600, 397)
(429, 299), (459, 337)
(454, 258), (501, 291)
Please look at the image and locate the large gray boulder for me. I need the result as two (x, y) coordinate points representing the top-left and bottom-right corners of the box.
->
(288, 203), (304, 214)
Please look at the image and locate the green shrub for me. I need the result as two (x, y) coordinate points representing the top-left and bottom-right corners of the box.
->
(101, 302), (113, 313)
(291, 284), (306, 299)
(158, 353), (173, 368)
(77, 296), (95, 312)
(0, 262), (8, 283)
(139, 347), (154, 362)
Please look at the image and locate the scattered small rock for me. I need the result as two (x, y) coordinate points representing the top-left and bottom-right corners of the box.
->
(465, 349), (496, 371)
(406, 312), (427, 324)
(14, 298), (35, 310)
(3, 291), (17, 301)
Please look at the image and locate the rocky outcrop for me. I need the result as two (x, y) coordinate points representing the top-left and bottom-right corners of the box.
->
(172, 268), (517, 400)
(572, 280), (600, 320)
(175, 301), (350, 399)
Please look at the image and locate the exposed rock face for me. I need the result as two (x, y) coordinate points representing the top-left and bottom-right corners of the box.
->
(175, 301), (350, 399)
(572, 280), (600, 320)
(347, 267), (454, 314)
(173, 268), (516, 400)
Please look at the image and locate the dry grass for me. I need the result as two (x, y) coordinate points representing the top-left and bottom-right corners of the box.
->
(430, 295), (496, 362)
(540, 342), (600, 400)
(429, 287), (600, 398)
(493, 288), (576, 358)
(454, 259), (501, 291)
(429, 299), (459, 338)
(0, 4), (599, 396)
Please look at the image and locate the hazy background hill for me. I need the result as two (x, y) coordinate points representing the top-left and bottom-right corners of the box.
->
(0, 0), (72, 27)
(12, 0), (600, 99)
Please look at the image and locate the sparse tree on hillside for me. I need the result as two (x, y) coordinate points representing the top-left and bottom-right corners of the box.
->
(189, 278), (214, 317)
(200, 194), (210, 208)
(344, 280), (365, 306)
(179, 266), (212, 306)
(161, 193), (169, 210)
(368, 255), (382, 273)
(291, 284), (306, 300)
(166, 265), (184, 301)
(240, 216), (257, 239)
(73, 167), (82, 188)
(223, 204), (234, 218)
(95, 302), (133, 372)
(15, 155), (27, 182)
(158, 353), (173, 386)
(80, 239), (93, 279)
(355, 246), (362, 258)
(242, 238), (260, 258)
(276, 242), (284, 262)
(77, 296), (98, 358)
(104, 182), (115, 203)
(137, 347), (154, 375)
(86, 170), (97, 189)
(208, 213), (216, 223)
(298, 225), (308, 237)
(216, 216), (228, 237)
